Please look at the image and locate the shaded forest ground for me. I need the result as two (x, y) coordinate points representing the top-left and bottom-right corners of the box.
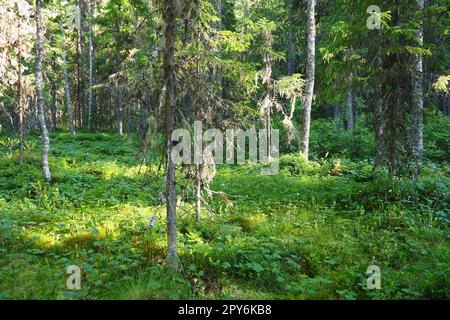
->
(0, 120), (448, 299)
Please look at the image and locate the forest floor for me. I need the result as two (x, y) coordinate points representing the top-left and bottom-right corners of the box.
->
(0, 131), (448, 299)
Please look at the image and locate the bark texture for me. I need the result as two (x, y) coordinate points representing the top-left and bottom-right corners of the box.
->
(411, 0), (425, 165)
(299, 0), (316, 159)
(163, 0), (179, 270)
(87, 0), (94, 130)
(35, 0), (51, 182)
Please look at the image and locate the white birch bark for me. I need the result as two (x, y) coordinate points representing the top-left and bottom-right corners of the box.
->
(411, 0), (425, 164)
(35, 0), (51, 182)
(299, 0), (316, 159)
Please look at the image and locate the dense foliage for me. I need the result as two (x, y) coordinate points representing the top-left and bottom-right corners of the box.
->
(0, 0), (448, 300)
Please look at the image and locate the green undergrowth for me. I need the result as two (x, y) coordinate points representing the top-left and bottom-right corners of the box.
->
(0, 130), (448, 299)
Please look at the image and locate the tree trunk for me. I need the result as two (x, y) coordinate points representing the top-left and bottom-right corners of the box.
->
(299, 0), (316, 159)
(164, 0), (179, 270)
(17, 18), (24, 164)
(116, 86), (123, 135)
(51, 83), (57, 130)
(195, 163), (202, 220)
(31, 97), (38, 132)
(260, 29), (273, 156)
(373, 40), (385, 167)
(216, 0), (224, 100)
(127, 105), (131, 140)
(78, 0), (86, 128)
(411, 0), (425, 167)
(374, 97), (384, 166)
(75, 29), (81, 128)
(35, 0), (51, 182)
(87, 0), (94, 130)
(287, 13), (295, 76)
(59, 19), (76, 136)
(347, 74), (354, 133)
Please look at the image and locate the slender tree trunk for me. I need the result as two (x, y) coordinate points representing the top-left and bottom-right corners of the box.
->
(75, 29), (81, 128)
(216, 0), (224, 100)
(164, 0), (179, 270)
(116, 86), (123, 135)
(35, 0), (51, 182)
(194, 59), (203, 220)
(287, 13), (295, 76)
(347, 74), (354, 133)
(411, 0), (425, 168)
(127, 105), (131, 140)
(373, 34), (385, 167)
(87, 0), (94, 130)
(374, 98), (384, 166)
(195, 163), (202, 220)
(78, 0), (86, 128)
(31, 97), (38, 132)
(299, 0), (316, 159)
(17, 19), (24, 164)
(51, 83), (57, 130)
(59, 19), (76, 136)
(261, 29), (273, 156)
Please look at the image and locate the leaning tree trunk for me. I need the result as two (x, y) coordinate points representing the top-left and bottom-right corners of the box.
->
(59, 19), (76, 136)
(299, 0), (316, 159)
(164, 0), (179, 270)
(411, 0), (425, 170)
(35, 0), (51, 182)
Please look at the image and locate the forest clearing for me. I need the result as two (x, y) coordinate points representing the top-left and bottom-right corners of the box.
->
(0, 0), (449, 301)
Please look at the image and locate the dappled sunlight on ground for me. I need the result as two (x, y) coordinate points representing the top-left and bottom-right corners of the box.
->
(0, 132), (448, 299)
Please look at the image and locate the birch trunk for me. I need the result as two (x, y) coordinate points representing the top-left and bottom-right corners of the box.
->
(299, 0), (316, 159)
(411, 0), (425, 166)
(35, 0), (51, 182)
(59, 19), (76, 136)
(164, 0), (179, 270)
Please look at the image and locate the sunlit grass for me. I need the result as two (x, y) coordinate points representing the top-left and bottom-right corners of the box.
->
(0, 131), (448, 299)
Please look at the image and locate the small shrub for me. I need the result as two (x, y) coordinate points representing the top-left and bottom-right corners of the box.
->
(279, 154), (320, 176)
